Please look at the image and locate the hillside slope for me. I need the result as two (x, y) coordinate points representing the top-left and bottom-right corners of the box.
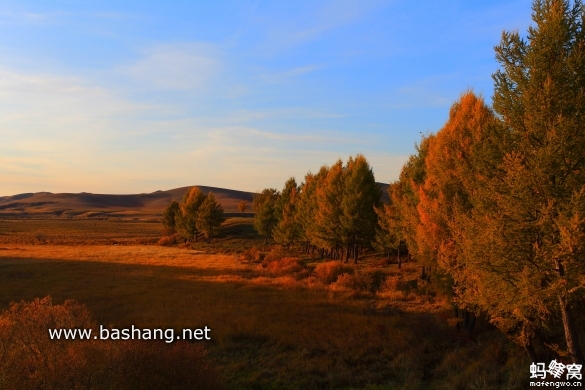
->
(0, 183), (389, 219)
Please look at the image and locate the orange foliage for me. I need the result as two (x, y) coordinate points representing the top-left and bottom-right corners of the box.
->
(0, 296), (224, 390)
(314, 261), (354, 284)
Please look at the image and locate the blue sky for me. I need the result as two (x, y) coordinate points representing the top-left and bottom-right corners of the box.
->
(0, 0), (532, 195)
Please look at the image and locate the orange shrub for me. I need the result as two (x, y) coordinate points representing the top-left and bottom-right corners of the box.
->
(242, 246), (264, 262)
(264, 257), (308, 279)
(314, 261), (354, 284)
(0, 296), (224, 390)
(157, 233), (181, 246)
(0, 296), (98, 389)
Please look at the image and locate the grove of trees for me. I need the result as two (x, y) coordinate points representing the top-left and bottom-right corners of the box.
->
(253, 154), (381, 263)
(159, 0), (585, 365)
(162, 187), (225, 243)
(375, 0), (585, 364)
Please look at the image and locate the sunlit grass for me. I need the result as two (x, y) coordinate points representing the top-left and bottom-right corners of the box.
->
(0, 219), (529, 389)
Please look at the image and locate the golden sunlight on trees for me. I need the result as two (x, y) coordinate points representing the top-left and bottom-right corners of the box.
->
(388, 136), (432, 265)
(176, 187), (206, 243)
(162, 187), (226, 245)
(253, 188), (280, 244)
(161, 200), (180, 235)
(268, 155), (380, 263)
(273, 178), (302, 247)
(196, 192), (226, 243)
(453, 0), (585, 364)
(341, 155), (382, 263)
(388, 0), (585, 364)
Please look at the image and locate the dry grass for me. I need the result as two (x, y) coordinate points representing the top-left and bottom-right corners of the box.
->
(0, 219), (529, 389)
(0, 219), (161, 245)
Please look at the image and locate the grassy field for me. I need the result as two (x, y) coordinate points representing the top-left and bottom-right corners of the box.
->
(0, 219), (529, 389)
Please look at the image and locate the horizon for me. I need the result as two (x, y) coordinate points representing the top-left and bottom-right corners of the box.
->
(0, 180), (391, 198)
(1, 1), (532, 195)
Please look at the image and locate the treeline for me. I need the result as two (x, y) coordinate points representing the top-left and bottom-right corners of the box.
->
(162, 187), (225, 243)
(258, 0), (585, 364)
(376, 0), (585, 364)
(253, 155), (382, 263)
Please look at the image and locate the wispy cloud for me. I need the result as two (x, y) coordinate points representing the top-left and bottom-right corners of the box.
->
(257, 65), (320, 84)
(255, 0), (389, 53)
(227, 107), (344, 123)
(119, 43), (221, 91)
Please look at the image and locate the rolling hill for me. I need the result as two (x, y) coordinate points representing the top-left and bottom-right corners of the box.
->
(0, 183), (390, 219)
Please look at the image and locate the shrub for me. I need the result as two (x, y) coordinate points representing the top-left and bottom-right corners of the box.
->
(263, 246), (288, 262)
(0, 296), (99, 389)
(264, 257), (307, 277)
(0, 296), (225, 390)
(157, 234), (180, 246)
(314, 261), (354, 284)
(242, 246), (264, 262)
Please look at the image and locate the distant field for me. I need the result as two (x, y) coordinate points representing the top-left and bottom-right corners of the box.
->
(0, 217), (258, 247)
(0, 185), (256, 219)
(0, 219), (527, 389)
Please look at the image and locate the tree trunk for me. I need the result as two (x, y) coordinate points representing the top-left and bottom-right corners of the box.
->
(558, 295), (584, 364)
(524, 341), (537, 363)
(397, 244), (401, 269)
(468, 312), (476, 333)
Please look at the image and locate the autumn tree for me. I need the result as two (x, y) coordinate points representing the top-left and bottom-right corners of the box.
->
(273, 178), (301, 246)
(414, 91), (503, 337)
(162, 200), (181, 235)
(449, 0), (585, 363)
(390, 136), (433, 264)
(295, 169), (326, 254)
(196, 192), (226, 243)
(340, 155), (381, 263)
(314, 161), (345, 258)
(253, 188), (280, 244)
(176, 187), (206, 242)
(237, 200), (248, 216)
(373, 199), (403, 266)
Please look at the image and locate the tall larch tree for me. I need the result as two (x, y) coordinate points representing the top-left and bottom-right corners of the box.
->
(253, 188), (280, 244)
(391, 136), (433, 263)
(161, 200), (181, 235)
(373, 199), (403, 265)
(196, 192), (226, 243)
(273, 178), (301, 246)
(451, 0), (585, 363)
(340, 155), (381, 263)
(314, 161), (345, 258)
(296, 169), (324, 254)
(176, 187), (206, 242)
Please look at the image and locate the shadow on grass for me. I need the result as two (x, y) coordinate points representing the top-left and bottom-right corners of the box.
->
(0, 256), (526, 390)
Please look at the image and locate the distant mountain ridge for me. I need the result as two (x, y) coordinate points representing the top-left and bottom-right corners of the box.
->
(0, 183), (389, 219)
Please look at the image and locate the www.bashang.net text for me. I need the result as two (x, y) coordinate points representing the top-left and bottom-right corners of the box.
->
(48, 325), (211, 344)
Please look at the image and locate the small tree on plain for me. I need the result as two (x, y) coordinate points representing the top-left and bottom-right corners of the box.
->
(176, 187), (206, 242)
(196, 192), (226, 243)
(162, 200), (180, 235)
(253, 188), (279, 244)
(237, 200), (248, 216)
